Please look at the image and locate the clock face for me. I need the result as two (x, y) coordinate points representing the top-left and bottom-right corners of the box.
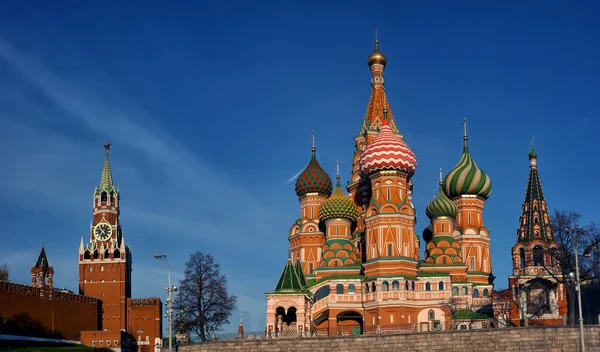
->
(94, 223), (112, 241)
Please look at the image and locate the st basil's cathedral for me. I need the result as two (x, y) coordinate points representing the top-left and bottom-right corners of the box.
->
(264, 38), (566, 334)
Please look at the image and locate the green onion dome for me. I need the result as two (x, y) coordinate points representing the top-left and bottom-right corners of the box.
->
(319, 176), (359, 222)
(529, 150), (537, 159)
(295, 147), (333, 198)
(443, 135), (492, 199)
(426, 183), (459, 219)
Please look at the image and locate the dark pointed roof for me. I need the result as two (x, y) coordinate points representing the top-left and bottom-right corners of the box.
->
(516, 149), (554, 243)
(274, 258), (305, 293)
(34, 245), (50, 269)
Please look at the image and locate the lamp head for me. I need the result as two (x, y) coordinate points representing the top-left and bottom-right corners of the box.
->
(172, 285), (177, 292)
(568, 272), (575, 279)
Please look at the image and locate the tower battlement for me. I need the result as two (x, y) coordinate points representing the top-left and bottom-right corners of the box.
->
(128, 297), (161, 307)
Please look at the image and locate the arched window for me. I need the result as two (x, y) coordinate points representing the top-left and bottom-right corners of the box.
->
(84, 250), (91, 260)
(462, 287), (468, 295)
(382, 281), (389, 292)
(411, 281), (415, 291)
(533, 246), (544, 266)
(425, 282), (431, 291)
(405, 281), (409, 290)
(336, 284), (344, 294)
(483, 289), (489, 297)
(371, 282), (376, 292)
(93, 250), (100, 260)
(519, 248), (526, 268)
(365, 283), (370, 293)
(438, 281), (444, 291)
(452, 287), (459, 296)
(348, 284), (355, 294)
(114, 249), (120, 259)
(392, 280), (400, 291)
(104, 250), (110, 258)
(100, 266), (104, 272)
(473, 289), (479, 298)
(110, 193), (114, 203)
(314, 286), (331, 302)
(89, 266), (93, 272)
(428, 309), (435, 321)
(101, 191), (107, 202)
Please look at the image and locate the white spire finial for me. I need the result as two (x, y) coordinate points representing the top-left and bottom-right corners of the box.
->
(531, 135), (535, 150)
(311, 130), (316, 156)
(439, 168), (443, 184)
(336, 160), (340, 178)
(463, 118), (468, 148)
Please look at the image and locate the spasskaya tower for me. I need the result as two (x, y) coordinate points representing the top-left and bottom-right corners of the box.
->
(78, 142), (132, 332)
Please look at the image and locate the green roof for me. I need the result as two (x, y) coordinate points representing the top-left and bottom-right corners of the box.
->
(453, 310), (491, 320)
(274, 258), (306, 293)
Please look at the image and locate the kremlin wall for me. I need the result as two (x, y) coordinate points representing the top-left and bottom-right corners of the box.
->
(0, 281), (100, 341)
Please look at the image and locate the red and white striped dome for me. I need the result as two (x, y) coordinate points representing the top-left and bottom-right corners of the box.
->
(359, 120), (417, 175)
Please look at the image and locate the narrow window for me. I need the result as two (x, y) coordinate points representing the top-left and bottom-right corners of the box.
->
(412, 281), (415, 291)
(438, 281), (444, 291)
(309, 263), (313, 274)
(452, 287), (459, 296)
(483, 289), (489, 297)
(387, 244), (392, 257)
(469, 257), (475, 271)
(519, 248), (526, 268)
(473, 289), (479, 298)
(392, 280), (399, 291)
(405, 281), (409, 290)
(533, 246), (544, 266)
(348, 284), (355, 294)
(387, 188), (390, 201)
(425, 282), (431, 291)
(336, 284), (344, 294)
(428, 309), (435, 321)
(468, 212), (471, 223)
(101, 192), (107, 202)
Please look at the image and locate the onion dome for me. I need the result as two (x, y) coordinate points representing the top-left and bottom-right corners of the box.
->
(319, 163), (359, 222)
(426, 170), (459, 219)
(443, 119), (492, 199)
(367, 38), (387, 67)
(295, 132), (333, 198)
(422, 225), (433, 243)
(359, 117), (417, 175)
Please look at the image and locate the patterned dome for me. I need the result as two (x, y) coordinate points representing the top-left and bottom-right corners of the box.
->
(295, 149), (333, 198)
(360, 119), (417, 175)
(443, 129), (492, 199)
(319, 177), (359, 222)
(320, 238), (359, 267)
(426, 183), (459, 219)
(425, 236), (463, 264)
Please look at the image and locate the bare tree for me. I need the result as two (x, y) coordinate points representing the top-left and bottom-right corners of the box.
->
(174, 252), (237, 342)
(0, 264), (8, 282)
(547, 210), (600, 325)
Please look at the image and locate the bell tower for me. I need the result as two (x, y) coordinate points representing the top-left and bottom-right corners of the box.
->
(79, 142), (132, 331)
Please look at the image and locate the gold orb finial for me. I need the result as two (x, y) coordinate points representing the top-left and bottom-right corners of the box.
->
(368, 30), (387, 67)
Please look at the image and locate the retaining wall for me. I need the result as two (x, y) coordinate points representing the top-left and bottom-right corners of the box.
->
(180, 326), (600, 352)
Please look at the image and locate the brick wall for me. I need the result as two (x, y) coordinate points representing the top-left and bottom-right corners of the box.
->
(180, 326), (600, 352)
(0, 282), (100, 341)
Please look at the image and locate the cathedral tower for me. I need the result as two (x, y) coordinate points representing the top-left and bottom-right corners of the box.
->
(506, 143), (566, 326)
(79, 143), (132, 332)
(443, 119), (493, 284)
(290, 132), (332, 275)
(359, 115), (418, 278)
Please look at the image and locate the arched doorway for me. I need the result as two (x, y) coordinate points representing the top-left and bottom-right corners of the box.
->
(335, 311), (363, 336)
(275, 306), (298, 334)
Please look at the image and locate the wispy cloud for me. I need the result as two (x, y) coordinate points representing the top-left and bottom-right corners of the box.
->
(286, 168), (304, 184)
(0, 36), (280, 333)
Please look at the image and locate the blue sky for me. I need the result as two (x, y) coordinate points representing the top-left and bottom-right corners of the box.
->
(0, 1), (599, 334)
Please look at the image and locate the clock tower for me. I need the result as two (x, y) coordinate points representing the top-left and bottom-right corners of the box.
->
(79, 142), (132, 332)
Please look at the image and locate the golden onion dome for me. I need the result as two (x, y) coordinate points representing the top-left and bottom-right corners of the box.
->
(368, 39), (387, 67)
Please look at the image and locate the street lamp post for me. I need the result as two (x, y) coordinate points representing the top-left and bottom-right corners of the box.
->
(155, 254), (177, 352)
(566, 227), (585, 352)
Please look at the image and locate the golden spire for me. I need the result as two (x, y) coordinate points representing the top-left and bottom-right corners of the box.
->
(368, 29), (387, 67)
